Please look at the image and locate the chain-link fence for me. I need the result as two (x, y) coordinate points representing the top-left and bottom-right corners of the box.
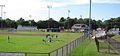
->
(95, 35), (120, 54)
(49, 35), (87, 56)
(107, 37), (120, 53)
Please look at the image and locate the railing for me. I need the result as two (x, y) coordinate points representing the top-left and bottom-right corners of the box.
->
(107, 37), (120, 53)
(95, 35), (120, 54)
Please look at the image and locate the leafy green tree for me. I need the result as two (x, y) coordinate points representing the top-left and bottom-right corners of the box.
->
(47, 18), (60, 28)
(78, 18), (84, 24)
(59, 17), (66, 27)
(59, 17), (66, 22)
(16, 17), (25, 25)
(5, 18), (17, 28)
(37, 20), (48, 29)
(28, 20), (37, 26)
(0, 20), (6, 28)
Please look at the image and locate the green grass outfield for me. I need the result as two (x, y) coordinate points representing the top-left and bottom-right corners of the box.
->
(0, 32), (82, 54)
(67, 39), (120, 56)
(16, 31), (58, 34)
(0, 29), (8, 32)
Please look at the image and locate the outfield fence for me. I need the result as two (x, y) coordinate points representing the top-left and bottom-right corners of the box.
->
(0, 33), (88, 56)
(48, 35), (88, 56)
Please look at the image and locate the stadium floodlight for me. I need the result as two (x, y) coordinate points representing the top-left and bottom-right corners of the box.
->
(68, 10), (70, 17)
(0, 5), (5, 28)
(47, 5), (52, 19)
(3, 12), (6, 19)
(0, 5), (5, 19)
(47, 5), (52, 28)
(67, 10), (71, 29)
(80, 15), (82, 19)
(29, 15), (32, 26)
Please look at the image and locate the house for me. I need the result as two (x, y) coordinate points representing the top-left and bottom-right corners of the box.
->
(17, 25), (38, 31)
(71, 24), (88, 32)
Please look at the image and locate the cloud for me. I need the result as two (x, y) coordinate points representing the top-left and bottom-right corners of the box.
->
(40, 0), (120, 8)
(93, 0), (120, 3)
(0, 0), (120, 21)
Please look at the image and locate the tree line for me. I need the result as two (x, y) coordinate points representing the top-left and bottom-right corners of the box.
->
(0, 17), (120, 30)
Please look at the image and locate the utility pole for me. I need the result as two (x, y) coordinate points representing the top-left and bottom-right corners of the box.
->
(89, 0), (92, 39)
(47, 5), (52, 28)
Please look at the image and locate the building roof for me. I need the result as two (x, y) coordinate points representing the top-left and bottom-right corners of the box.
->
(71, 24), (87, 29)
(18, 25), (37, 28)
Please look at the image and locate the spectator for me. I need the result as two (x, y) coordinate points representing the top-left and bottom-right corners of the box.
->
(56, 34), (58, 38)
(49, 37), (52, 42)
(8, 36), (10, 43)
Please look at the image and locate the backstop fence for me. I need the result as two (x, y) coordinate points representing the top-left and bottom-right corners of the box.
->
(0, 33), (88, 56)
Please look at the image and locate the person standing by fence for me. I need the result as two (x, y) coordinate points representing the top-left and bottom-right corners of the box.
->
(8, 36), (10, 43)
(95, 37), (99, 52)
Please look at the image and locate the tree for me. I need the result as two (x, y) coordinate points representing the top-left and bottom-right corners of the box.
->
(37, 20), (48, 29)
(59, 17), (66, 22)
(74, 17), (78, 23)
(16, 17), (25, 25)
(59, 17), (66, 27)
(91, 20), (97, 29)
(0, 20), (6, 28)
(84, 18), (90, 26)
(5, 18), (12, 27)
(78, 18), (84, 24)
(28, 20), (37, 26)
(65, 18), (76, 29)
(5, 18), (17, 28)
(47, 18), (60, 28)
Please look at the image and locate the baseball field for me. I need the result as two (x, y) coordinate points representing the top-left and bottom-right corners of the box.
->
(0, 31), (82, 56)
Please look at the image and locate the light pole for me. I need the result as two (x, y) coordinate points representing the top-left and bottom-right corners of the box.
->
(29, 15), (32, 26)
(0, 5), (5, 28)
(80, 15), (82, 19)
(68, 10), (70, 17)
(47, 5), (52, 28)
(67, 10), (70, 29)
(4, 12), (6, 19)
(0, 5), (5, 19)
(89, 0), (92, 39)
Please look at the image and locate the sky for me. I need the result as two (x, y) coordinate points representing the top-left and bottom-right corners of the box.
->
(0, 0), (120, 21)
